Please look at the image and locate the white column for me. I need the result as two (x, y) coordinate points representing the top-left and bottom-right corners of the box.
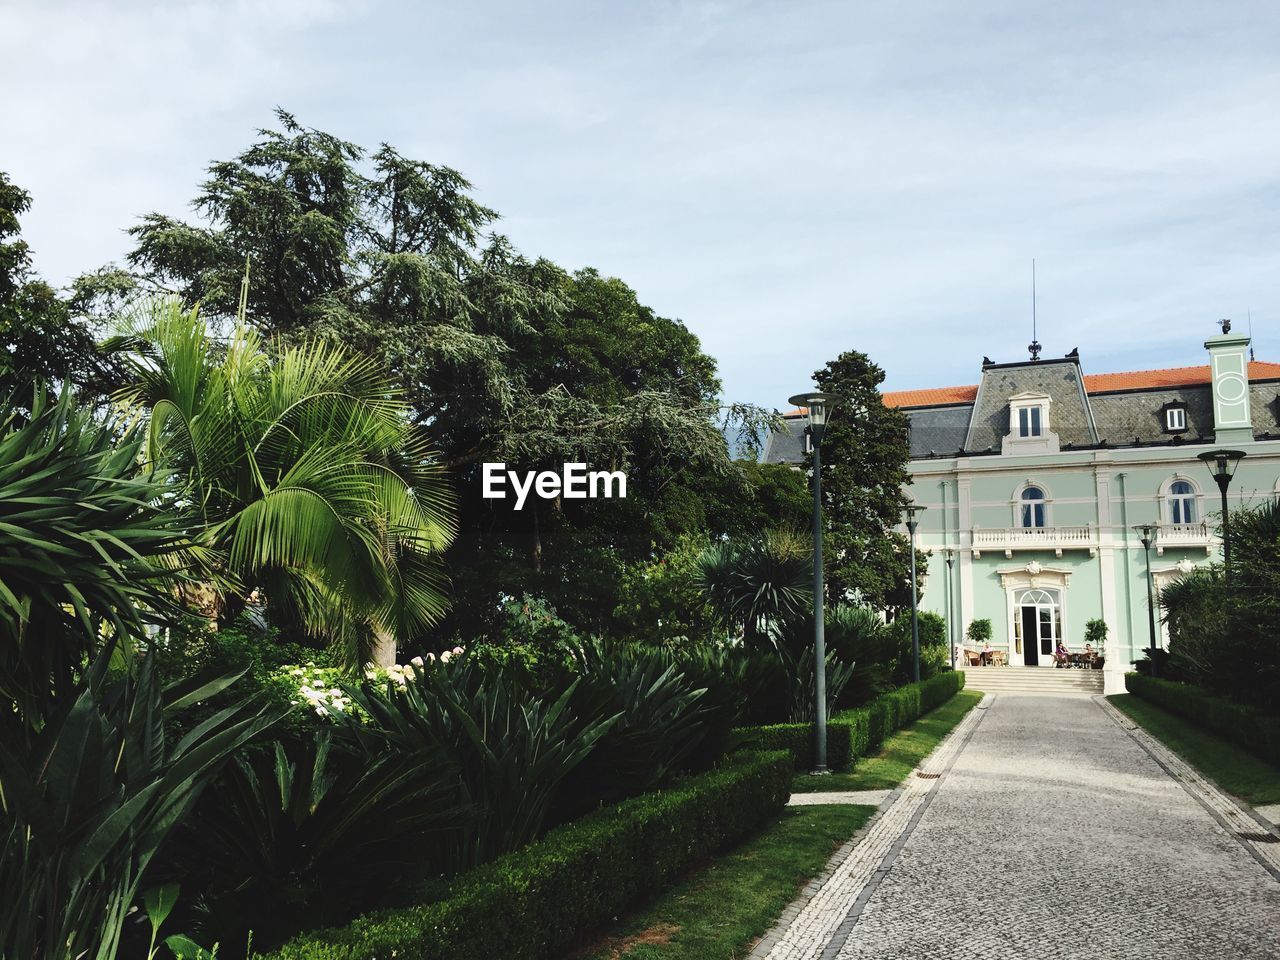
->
(1095, 467), (1125, 694)
(957, 471), (975, 639)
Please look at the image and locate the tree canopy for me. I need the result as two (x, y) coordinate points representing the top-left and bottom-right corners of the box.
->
(812, 349), (920, 612)
(0, 171), (105, 398)
(89, 111), (774, 638)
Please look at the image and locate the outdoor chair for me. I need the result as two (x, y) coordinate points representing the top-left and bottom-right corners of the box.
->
(990, 650), (1007, 667)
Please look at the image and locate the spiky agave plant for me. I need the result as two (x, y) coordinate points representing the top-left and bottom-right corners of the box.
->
(0, 652), (278, 960)
(108, 297), (457, 668)
(0, 386), (191, 734)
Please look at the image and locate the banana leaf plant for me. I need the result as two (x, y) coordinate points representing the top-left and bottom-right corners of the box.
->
(0, 650), (279, 960)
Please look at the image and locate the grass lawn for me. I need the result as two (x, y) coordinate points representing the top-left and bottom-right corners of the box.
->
(792, 689), (984, 793)
(1110, 694), (1280, 806)
(576, 804), (874, 960)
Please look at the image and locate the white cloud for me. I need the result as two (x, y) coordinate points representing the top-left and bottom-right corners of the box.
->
(3, 0), (1278, 405)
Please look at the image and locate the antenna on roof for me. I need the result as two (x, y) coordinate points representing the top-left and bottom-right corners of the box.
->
(1028, 258), (1042, 361)
(1249, 309), (1256, 361)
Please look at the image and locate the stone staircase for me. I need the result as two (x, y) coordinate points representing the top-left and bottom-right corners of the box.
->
(960, 665), (1104, 697)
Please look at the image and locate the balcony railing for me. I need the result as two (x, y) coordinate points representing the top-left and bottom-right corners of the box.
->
(972, 525), (1095, 558)
(968, 521), (1213, 558)
(1154, 522), (1212, 555)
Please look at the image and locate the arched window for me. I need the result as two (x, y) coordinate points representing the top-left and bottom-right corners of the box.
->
(1170, 480), (1196, 524)
(1020, 486), (1047, 528)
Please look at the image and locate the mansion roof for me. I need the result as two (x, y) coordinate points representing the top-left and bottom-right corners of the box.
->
(763, 353), (1280, 465)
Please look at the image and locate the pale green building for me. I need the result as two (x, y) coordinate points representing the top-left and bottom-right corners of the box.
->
(765, 328), (1280, 695)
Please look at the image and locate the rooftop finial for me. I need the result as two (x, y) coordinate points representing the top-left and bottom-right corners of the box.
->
(1029, 258), (1041, 361)
(1219, 318), (1232, 334)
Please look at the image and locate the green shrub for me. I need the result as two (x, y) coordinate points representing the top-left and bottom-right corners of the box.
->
(1125, 674), (1280, 767)
(260, 750), (792, 960)
(736, 671), (965, 770)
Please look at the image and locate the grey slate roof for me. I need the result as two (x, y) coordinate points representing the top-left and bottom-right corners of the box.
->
(760, 417), (806, 465)
(962, 359), (1097, 452)
(760, 356), (1280, 466)
(908, 405), (973, 457)
(1089, 386), (1212, 445)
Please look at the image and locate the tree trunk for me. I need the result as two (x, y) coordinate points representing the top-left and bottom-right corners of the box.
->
(372, 625), (397, 667)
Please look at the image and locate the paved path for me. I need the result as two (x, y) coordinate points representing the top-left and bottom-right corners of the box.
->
(758, 695), (1280, 960)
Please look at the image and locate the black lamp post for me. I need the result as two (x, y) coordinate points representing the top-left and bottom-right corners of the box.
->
(943, 547), (956, 670)
(788, 390), (842, 774)
(1198, 449), (1246, 570)
(903, 502), (927, 684)
(1133, 523), (1159, 677)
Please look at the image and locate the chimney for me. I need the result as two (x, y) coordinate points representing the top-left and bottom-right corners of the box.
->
(1204, 324), (1254, 445)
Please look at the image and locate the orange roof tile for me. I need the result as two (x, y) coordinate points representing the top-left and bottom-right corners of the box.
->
(880, 360), (1280, 409)
(882, 385), (979, 408)
(1084, 361), (1280, 393)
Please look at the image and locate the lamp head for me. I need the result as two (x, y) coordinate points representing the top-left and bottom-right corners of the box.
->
(902, 501), (927, 532)
(1198, 448), (1246, 486)
(1131, 522), (1157, 548)
(788, 391), (843, 441)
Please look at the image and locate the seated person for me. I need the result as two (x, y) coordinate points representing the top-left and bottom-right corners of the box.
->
(1053, 641), (1069, 666)
(980, 642), (993, 665)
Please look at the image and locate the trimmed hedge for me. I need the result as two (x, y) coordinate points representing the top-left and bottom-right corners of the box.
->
(260, 749), (792, 960)
(1125, 673), (1280, 768)
(740, 670), (966, 771)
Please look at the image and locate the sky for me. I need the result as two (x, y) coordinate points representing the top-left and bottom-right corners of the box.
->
(3, 0), (1279, 409)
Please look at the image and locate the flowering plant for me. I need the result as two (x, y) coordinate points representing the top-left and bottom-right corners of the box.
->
(277, 647), (466, 720)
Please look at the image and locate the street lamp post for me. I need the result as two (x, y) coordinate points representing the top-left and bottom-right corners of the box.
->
(1198, 449), (1246, 571)
(903, 502), (928, 684)
(789, 390), (842, 775)
(943, 547), (956, 670)
(1133, 523), (1159, 678)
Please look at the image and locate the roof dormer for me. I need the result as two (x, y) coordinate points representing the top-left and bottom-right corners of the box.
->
(1002, 392), (1061, 455)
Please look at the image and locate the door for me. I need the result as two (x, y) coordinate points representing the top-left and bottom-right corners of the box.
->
(1021, 606), (1039, 665)
(1015, 588), (1061, 667)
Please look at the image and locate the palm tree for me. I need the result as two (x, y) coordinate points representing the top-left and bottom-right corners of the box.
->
(695, 527), (811, 649)
(110, 298), (456, 668)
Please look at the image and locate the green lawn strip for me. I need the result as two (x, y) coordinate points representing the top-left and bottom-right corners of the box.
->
(1110, 694), (1280, 806)
(793, 689), (984, 793)
(576, 804), (874, 960)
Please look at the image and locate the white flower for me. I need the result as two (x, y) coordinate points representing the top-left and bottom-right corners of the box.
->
(410, 656), (424, 668)
(328, 688), (342, 697)
(314, 707), (326, 717)
(440, 651), (452, 663)
(365, 669), (377, 680)
(425, 652), (436, 662)
(452, 646), (464, 656)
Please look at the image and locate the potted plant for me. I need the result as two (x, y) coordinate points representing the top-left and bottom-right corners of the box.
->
(1083, 618), (1108, 669)
(965, 618), (993, 664)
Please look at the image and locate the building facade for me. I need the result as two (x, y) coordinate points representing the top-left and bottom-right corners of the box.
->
(764, 329), (1280, 694)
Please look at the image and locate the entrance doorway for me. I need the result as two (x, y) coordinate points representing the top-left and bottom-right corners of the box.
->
(1016, 588), (1060, 667)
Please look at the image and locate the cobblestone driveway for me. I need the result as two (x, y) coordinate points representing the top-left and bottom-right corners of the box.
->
(766, 695), (1280, 960)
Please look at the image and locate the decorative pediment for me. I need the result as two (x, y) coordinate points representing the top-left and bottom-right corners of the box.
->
(996, 562), (1073, 590)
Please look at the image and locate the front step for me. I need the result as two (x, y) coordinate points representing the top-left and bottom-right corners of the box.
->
(961, 666), (1103, 697)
